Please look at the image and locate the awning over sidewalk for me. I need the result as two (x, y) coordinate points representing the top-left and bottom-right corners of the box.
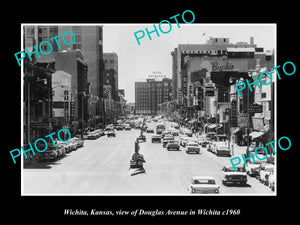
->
(208, 123), (218, 129)
(249, 131), (265, 139)
(232, 128), (241, 135)
(216, 124), (223, 129)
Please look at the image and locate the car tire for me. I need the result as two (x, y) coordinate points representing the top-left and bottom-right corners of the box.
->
(191, 188), (195, 193)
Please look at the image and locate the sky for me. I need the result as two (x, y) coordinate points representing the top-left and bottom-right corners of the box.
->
(103, 24), (276, 103)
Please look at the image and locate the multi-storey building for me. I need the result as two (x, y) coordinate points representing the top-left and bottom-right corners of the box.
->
(58, 26), (103, 98)
(135, 73), (172, 115)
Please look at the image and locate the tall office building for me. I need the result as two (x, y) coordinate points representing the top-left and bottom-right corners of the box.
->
(103, 52), (118, 93)
(135, 72), (172, 115)
(58, 26), (103, 98)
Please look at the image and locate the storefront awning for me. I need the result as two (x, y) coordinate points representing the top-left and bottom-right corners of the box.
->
(216, 124), (223, 129)
(208, 124), (218, 129)
(249, 131), (264, 139)
(232, 128), (241, 134)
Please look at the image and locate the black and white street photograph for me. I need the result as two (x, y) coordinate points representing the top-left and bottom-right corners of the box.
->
(21, 24), (277, 195)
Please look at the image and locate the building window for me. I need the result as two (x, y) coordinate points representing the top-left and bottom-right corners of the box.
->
(261, 92), (266, 98)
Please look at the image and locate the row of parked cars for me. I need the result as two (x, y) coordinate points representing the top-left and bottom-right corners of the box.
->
(245, 146), (275, 192)
(43, 137), (84, 159)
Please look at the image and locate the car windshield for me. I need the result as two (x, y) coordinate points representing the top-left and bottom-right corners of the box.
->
(193, 179), (215, 185)
(188, 143), (198, 147)
(225, 166), (245, 172)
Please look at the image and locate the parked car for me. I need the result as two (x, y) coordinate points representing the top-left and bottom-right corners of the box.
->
(222, 164), (247, 186)
(87, 131), (97, 140)
(151, 135), (161, 143)
(258, 163), (275, 185)
(107, 130), (116, 137)
(188, 176), (220, 194)
(55, 144), (66, 157)
(207, 141), (218, 154)
(43, 148), (58, 159)
(185, 142), (200, 154)
(268, 170), (275, 191)
(166, 141), (180, 151)
(68, 140), (78, 151)
(245, 157), (264, 177)
(72, 137), (84, 149)
(216, 145), (231, 157)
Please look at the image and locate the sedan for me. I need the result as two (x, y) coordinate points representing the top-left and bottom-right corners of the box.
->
(185, 142), (200, 154)
(166, 141), (180, 151)
(188, 176), (220, 194)
(107, 130), (116, 137)
(162, 136), (174, 148)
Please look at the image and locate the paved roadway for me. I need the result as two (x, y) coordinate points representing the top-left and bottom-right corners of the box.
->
(23, 122), (274, 195)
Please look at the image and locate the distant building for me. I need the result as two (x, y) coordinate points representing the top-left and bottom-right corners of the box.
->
(103, 52), (118, 92)
(135, 74), (172, 115)
(52, 70), (72, 131)
(58, 26), (103, 98)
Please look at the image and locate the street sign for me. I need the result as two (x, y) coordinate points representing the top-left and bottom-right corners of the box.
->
(249, 103), (263, 113)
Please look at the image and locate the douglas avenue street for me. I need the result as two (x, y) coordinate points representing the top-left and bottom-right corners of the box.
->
(23, 120), (273, 195)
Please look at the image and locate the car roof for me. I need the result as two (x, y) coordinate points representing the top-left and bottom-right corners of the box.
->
(192, 176), (215, 180)
(224, 163), (245, 168)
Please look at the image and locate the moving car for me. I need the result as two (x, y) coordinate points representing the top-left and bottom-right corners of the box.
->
(162, 135), (174, 147)
(185, 142), (200, 154)
(116, 125), (123, 130)
(188, 176), (220, 194)
(216, 145), (231, 157)
(151, 135), (161, 143)
(222, 164), (247, 186)
(161, 130), (171, 138)
(197, 135), (209, 148)
(107, 130), (116, 137)
(206, 132), (217, 141)
(166, 141), (180, 151)
(156, 124), (165, 134)
(170, 129), (179, 136)
(146, 127), (154, 133)
(124, 124), (131, 130)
